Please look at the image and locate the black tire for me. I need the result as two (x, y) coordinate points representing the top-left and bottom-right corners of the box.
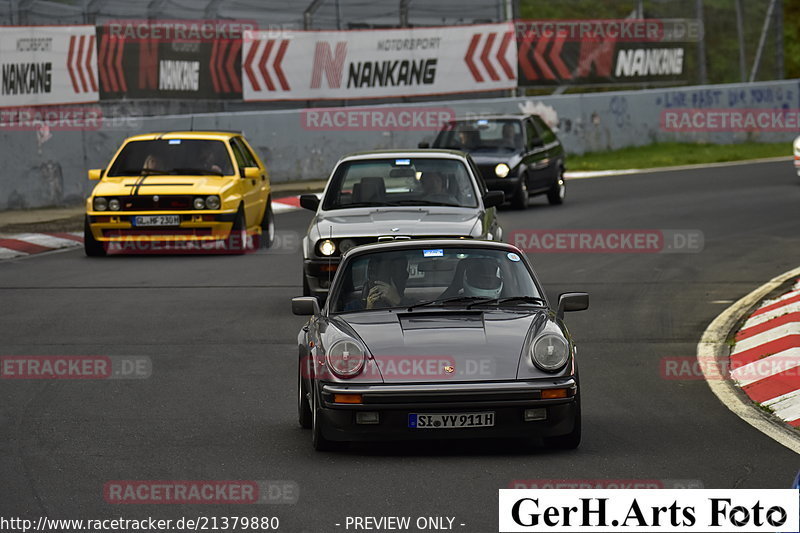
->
(547, 169), (566, 205)
(298, 364), (312, 429)
(260, 199), (275, 249)
(302, 275), (311, 297)
(311, 389), (337, 451)
(83, 217), (106, 257)
(230, 207), (248, 254)
(510, 176), (529, 210)
(543, 395), (581, 450)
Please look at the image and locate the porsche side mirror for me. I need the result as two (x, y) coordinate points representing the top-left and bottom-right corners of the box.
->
(88, 169), (103, 180)
(557, 292), (589, 320)
(292, 296), (320, 316)
(482, 190), (504, 209)
(300, 194), (320, 211)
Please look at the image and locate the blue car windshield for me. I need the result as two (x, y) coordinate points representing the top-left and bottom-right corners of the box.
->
(330, 247), (542, 313)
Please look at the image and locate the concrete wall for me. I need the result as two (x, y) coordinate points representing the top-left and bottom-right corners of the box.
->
(2, 79), (798, 210)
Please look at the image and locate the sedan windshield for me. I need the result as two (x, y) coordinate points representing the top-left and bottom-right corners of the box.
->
(107, 139), (235, 177)
(434, 119), (523, 152)
(322, 158), (478, 210)
(331, 247), (543, 313)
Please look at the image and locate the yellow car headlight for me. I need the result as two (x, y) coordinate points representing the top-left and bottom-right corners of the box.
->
(93, 197), (108, 211)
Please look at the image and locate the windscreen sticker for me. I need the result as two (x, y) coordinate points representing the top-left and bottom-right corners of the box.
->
(395, 159), (411, 165)
(168, 139), (181, 144)
(507, 252), (521, 262)
(423, 249), (444, 257)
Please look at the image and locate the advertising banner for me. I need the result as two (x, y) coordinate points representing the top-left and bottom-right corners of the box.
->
(97, 20), (256, 100)
(0, 25), (99, 107)
(515, 19), (697, 86)
(242, 23), (517, 101)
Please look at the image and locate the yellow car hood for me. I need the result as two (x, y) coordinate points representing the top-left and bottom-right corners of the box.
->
(93, 175), (230, 196)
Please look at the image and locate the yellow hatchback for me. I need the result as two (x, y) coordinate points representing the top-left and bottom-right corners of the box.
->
(84, 131), (273, 256)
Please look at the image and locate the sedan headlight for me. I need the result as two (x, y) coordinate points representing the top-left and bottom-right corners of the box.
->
(339, 239), (357, 254)
(205, 195), (221, 210)
(530, 333), (570, 371)
(319, 239), (336, 256)
(326, 339), (366, 378)
(93, 197), (108, 211)
(108, 198), (120, 211)
(193, 197), (206, 210)
(495, 163), (510, 178)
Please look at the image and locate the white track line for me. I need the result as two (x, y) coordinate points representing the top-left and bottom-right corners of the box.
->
(698, 265), (800, 455)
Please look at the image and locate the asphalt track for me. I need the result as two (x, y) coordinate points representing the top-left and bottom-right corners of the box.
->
(1, 159), (799, 532)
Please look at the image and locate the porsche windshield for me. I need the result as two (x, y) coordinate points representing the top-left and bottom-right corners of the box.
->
(107, 139), (235, 177)
(435, 119), (523, 152)
(321, 158), (478, 210)
(331, 247), (542, 313)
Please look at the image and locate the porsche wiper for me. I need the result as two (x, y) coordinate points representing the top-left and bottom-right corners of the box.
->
(407, 296), (488, 310)
(171, 167), (224, 176)
(466, 296), (548, 309)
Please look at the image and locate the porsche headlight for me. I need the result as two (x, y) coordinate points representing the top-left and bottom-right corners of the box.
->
(205, 195), (221, 210)
(495, 163), (510, 178)
(93, 197), (108, 211)
(319, 239), (336, 256)
(326, 339), (366, 378)
(531, 334), (570, 371)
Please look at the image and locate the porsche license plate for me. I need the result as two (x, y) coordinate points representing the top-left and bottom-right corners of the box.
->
(408, 412), (495, 429)
(132, 215), (180, 227)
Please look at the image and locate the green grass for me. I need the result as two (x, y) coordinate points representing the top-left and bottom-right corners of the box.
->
(569, 142), (791, 171)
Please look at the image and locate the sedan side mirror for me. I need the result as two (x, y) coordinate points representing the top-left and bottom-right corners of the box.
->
(292, 296), (320, 316)
(300, 194), (320, 211)
(556, 292), (589, 320)
(88, 169), (103, 180)
(482, 190), (504, 209)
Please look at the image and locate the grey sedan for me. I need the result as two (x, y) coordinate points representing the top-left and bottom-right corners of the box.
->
(299, 150), (504, 299)
(292, 239), (588, 451)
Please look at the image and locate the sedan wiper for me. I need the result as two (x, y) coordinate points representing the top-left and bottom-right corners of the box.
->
(339, 201), (401, 208)
(171, 167), (224, 176)
(466, 296), (548, 309)
(407, 296), (488, 310)
(392, 200), (463, 207)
